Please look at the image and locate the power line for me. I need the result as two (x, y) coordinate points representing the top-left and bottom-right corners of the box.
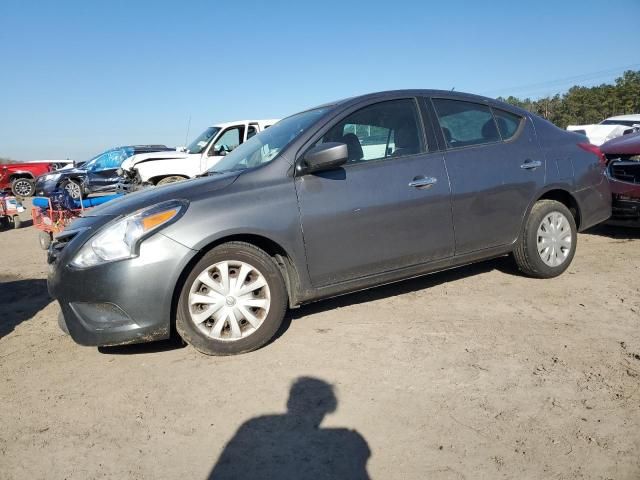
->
(482, 62), (640, 97)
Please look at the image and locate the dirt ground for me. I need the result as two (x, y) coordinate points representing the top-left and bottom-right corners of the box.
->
(1, 201), (639, 480)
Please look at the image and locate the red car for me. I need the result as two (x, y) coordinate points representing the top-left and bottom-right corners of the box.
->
(0, 162), (55, 197)
(601, 131), (640, 221)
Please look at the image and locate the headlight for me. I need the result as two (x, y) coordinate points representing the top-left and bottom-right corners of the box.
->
(629, 155), (640, 161)
(116, 168), (123, 176)
(70, 199), (188, 268)
(43, 173), (62, 182)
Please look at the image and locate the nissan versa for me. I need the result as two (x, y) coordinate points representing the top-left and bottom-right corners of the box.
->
(48, 90), (612, 355)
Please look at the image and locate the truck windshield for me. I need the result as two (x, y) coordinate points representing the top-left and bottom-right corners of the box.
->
(187, 127), (221, 154)
(207, 108), (329, 174)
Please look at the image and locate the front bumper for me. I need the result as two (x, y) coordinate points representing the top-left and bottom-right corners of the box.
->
(48, 231), (197, 346)
(35, 178), (58, 197)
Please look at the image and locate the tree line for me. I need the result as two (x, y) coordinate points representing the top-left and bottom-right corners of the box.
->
(498, 70), (640, 128)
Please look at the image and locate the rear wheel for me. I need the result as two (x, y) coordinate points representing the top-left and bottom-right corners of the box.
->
(176, 242), (288, 356)
(513, 199), (577, 278)
(156, 176), (187, 186)
(11, 178), (35, 197)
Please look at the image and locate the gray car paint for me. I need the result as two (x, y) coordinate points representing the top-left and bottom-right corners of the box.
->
(48, 89), (612, 347)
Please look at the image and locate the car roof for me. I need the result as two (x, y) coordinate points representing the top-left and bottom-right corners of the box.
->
(605, 114), (640, 121)
(211, 119), (281, 129)
(293, 89), (528, 118)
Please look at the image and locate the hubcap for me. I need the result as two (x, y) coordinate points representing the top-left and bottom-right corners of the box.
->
(13, 180), (32, 196)
(188, 260), (271, 341)
(537, 211), (572, 267)
(65, 182), (81, 199)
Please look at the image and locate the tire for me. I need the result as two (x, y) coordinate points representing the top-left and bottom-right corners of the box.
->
(513, 200), (577, 278)
(176, 242), (288, 356)
(11, 178), (35, 197)
(61, 179), (82, 199)
(156, 176), (186, 186)
(39, 231), (53, 250)
(12, 215), (22, 229)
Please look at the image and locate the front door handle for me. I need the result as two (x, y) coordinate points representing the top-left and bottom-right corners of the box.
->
(408, 176), (437, 189)
(520, 160), (542, 170)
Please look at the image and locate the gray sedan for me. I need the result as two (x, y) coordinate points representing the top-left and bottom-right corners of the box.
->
(48, 90), (611, 355)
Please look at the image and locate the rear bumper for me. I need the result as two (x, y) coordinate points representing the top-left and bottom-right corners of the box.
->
(574, 177), (612, 231)
(48, 232), (197, 346)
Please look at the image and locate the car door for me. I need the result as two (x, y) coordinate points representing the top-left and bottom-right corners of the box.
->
(295, 98), (454, 287)
(203, 124), (246, 171)
(429, 98), (546, 255)
(85, 150), (124, 192)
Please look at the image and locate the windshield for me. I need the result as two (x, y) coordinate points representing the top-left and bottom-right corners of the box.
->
(84, 148), (134, 171)
(207, 108), (329, 174)
(187, 127), (221, 154)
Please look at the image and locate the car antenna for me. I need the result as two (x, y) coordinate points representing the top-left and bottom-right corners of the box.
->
(184, 114), (192, 146)
(451, 86), (455, 91)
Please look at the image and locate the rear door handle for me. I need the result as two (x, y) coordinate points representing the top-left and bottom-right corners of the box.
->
(408, 176), (437, 189)
(520, 160), (542, 170)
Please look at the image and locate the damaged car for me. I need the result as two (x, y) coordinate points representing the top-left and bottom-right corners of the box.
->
(118, 119), (279, 191)
(602, 131), (640, 222)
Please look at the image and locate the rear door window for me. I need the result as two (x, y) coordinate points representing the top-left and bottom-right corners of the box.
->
(432, 99), (500, 148)
(493, 109), (522, 140)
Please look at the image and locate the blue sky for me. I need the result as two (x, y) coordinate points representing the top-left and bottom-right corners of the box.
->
(1, 0), (639, 161)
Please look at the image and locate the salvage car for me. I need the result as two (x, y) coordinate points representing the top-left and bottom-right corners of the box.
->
(118, 119), (279, 190)
(35, 145), (172, 199)
(48, 90), (611, 356)
(1, 161), (55, 197)
(601, 131), (640, 221)
(567, 114), (640, 145)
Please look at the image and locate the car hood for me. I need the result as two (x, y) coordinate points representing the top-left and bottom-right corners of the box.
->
(601, 131), (640, 155)
(121, 150), (191, 170)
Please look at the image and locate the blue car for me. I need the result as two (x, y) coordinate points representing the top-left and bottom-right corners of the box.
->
(35, 145), (173, 199)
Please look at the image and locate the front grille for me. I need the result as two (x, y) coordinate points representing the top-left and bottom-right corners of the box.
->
(609, 160), (640, 184)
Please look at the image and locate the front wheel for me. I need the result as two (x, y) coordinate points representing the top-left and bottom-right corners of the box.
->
(11, 178), (35, 197)
(513, 200), (577, 278)
(156, 176), (187, 186)
(61, 180), (82, 199)
(176, 242), (288, 355)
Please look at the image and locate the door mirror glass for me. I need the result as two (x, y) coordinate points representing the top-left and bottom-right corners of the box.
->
(302, 143), (348, 173)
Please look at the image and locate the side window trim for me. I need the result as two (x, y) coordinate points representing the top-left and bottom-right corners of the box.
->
(295, 97), (428, 172)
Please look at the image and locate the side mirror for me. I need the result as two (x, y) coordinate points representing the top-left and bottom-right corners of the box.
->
(301, 142), (348, 174)
(211, 145), (227, 157)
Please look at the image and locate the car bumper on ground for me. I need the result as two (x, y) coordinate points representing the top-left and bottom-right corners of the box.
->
(48, 231), (197, 346)
(608, 179), (640, 221)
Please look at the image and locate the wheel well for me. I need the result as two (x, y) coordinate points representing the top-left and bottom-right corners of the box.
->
(537, 189), (581, 228)
(150, 175), (189, 185)
(9, 173), (34, 181)
(170, 234), (300, 336)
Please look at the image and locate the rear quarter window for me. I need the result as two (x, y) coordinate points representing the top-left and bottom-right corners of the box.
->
(493, 109), (523, 140)
(432, 99), (500, 148)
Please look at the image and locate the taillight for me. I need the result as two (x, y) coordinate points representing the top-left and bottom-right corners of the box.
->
(578, 142), (607, 167)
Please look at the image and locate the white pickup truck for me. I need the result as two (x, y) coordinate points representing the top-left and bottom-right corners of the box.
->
(119, 119), (279, 187)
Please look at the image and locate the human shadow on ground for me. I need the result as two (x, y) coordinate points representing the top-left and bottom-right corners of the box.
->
(208, 377), (370, 480)
(0, 277), (53, 340)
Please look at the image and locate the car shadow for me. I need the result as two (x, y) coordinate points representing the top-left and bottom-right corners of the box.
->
(585, 222), (640, 240)
(0, 277), (53, 340)
(97, 337), (187, 355)
(287, 255), (515, 321)
(208, 377), (371, 479)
